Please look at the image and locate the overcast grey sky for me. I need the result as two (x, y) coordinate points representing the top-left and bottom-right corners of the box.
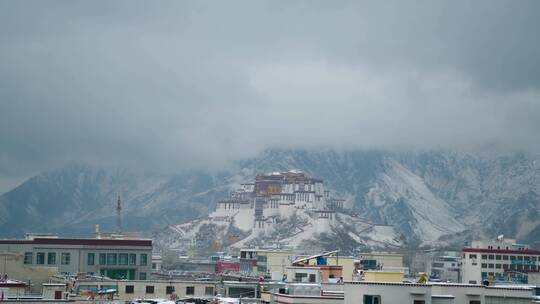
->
(1, 0), (540, 191)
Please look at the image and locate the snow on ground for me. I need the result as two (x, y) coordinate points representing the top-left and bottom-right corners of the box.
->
(280, 215), (319, 247)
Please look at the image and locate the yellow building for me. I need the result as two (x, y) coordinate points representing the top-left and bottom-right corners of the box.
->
(303, 256), (357, 281)
(359, 252), (404, 271)
(240, 249), (294, 278)
(364, 271), (404, 283)
(0, 251), (57, 294)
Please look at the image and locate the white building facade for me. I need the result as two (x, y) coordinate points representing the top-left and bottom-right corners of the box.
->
(462, 239), (540, 284)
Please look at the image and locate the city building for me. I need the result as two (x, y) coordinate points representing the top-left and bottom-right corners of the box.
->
(0, 235), (152, 280)
(462, 238), (540, 284)
(75, 279), (216, 302)
(261, 255), (345, 304)
(341, 281), (534, 304)
(0, 251), (57, 293)
(289, 251), (344, 283)
(240, 249), (294, 278)
(112, 279), (216, 301)
(359, 252), (407, 273)
(428, 252), (461, 283)
(302, 255), (357, 281)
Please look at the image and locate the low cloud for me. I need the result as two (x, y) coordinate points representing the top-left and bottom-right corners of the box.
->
(1, 1), (539, 188)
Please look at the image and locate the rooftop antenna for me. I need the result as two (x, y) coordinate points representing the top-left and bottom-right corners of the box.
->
(116, 194), (122, 234)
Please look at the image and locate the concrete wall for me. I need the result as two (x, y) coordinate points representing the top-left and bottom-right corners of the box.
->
(364, 271), (404, 283)
(0, 252), (57, 294)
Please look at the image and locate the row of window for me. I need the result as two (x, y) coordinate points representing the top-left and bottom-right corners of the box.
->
(88, 253), (147, 266)
(469, 253), (539, 261)
(24, 252), (70, 265)
(24, 252), (148, 267)
(363, 296), (480, 304)
(125, 285), (214, 296)
(481, 263), (537, 271)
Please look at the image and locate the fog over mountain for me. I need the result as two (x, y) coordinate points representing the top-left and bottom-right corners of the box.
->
(1, 149), (540, 252)
(1, 1), (540, 194)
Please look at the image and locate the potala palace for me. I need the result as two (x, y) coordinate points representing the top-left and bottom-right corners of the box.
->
(158, 170), (402, 253)
(212, 170), (345, 233)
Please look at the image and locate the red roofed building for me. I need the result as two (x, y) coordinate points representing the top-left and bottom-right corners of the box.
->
(0, 234), (152, 280)
(461, 238), (540, 284)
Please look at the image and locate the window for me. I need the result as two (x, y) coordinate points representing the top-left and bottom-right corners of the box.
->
(495, 264), (501, 269)
(99, 253), (106, 265)
(495, 255), (501, 260)
(125, 285), (134, 294)
(140, 254), (147, 266)
(47, 252), (56, 265)
(139, 272), (146, 280)
(107, 253), (117, 265)
(481, 255), (487, 260)
(488, 264), (494, 269)
(166, 286), (175, 295)
(481, 263), (487, 268)
(309, 274), (317, 282)
(295, 273), (308, 282)
(145, 286), (154, 294)
(186, 286), (195, 295)
(413, 301), (425, 304)
(469, 254), (477, 259)
(470, 301), (481, 304)
(118, 253), (128, 265)
(503, 255), (509, 260)
(205, 287), (214, 296)
(61, 253), (70, 265)
(36, 252), (45, 265)
(129, 254), (136, 265)
(152, 263), (157, 269)
(364, 295), (381, 304)
(488, 255), (494, 260)
(88, 253), (95, 265)
(257, 265), (267, 273)
(257, 255), (267, 262)
(24, 252), (33, 264)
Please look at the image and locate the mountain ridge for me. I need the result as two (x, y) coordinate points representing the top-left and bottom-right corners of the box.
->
(1, 149), (539, 249)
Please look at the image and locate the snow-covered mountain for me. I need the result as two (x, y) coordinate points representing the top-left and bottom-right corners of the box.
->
(1, 150), (539, 250)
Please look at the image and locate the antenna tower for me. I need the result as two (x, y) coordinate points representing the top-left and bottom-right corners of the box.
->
(116, 194), (122, 234)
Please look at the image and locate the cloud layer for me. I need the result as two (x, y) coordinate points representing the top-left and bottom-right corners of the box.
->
(1, 0), (540, 188)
